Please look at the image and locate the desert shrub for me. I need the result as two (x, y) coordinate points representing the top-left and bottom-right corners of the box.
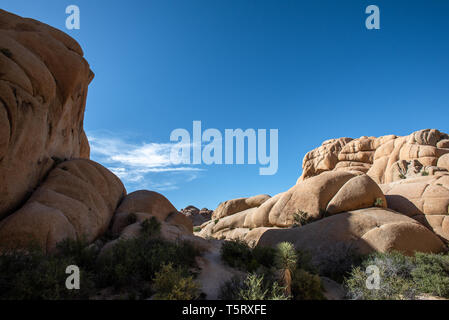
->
(291, 269), (325, 300)
(220, 240), (277, 272)
(238, 274), (288, 300)
(344, 265), (416, 300)
(252, 246), (276, 269)
(56, 238), (98, 270)
(219, 242), (324, 300)
(344, 251), (449, 300)
(220, 240), (255, 271)
(374, 197), (384, 207)
(227, 273), (289, 300)
(344, 251), (417, 300)
(315, 242), (363, 282)
(96, 236), (200, 292)
(295, 249), (316, 274)
(293, 210), (309, 227)
(411, 252), (449, 298)
(0, 215), (202, 300)
(140, 216), (161, 237)
(152, 263), (200, 300)
(0, 248), (95, 300)
(193, 227), (202, 232)
(218, 275), (245, 299)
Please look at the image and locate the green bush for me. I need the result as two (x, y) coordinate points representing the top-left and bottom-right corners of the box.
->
(220, 273), (289, 300)
(0, 215), (203, 300)
(315, 242), (363, 282)
(344, 251), (449, 300)
(56, 238), (98, 270)
(193, 227), (202, 233)
(239, 273), (289, 300)
(374, 197), (384, 207)
(220, 240), (255, 271)
(0, 247), (95, 300)
(252, 246), (276, 269)
(291, 269), (325, 300)
(275, 242), (297, 273)
(97, 236), (200, 292)
(220, 240), (278, 272)
(152, 263), (200, 300)
(412, 252), (449, 297)
(344, 265), (415, 300)
(140, 217), (161, 237)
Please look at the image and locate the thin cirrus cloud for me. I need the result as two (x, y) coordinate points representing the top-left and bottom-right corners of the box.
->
(87, 132), (203, 192)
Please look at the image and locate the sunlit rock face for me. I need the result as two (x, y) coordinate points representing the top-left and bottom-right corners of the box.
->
(0, 9), (92, 219)
(299, 129), (449, 184)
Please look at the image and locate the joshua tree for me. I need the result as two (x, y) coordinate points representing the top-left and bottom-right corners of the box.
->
(274, 242), (298, 296)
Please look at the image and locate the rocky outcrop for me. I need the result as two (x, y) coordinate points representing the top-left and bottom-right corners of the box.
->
(212, 194), (271, 220)
(299, 129), (449, 184)
(200, 130), (449, 258)
(200, 207), (446, 257)
(1, 10), (448, 301)
(199, 171), (386, 236)
(181, 206), (213, 226)
(255, 208), (446, 258)
(0, 11), (196, 254)
(380, 173), (449, 241)
(111, 190), (193, 235)
(0, 159), (126, 253)
(0, 9), (93, 220)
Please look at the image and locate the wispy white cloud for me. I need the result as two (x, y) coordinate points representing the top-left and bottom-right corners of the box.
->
(87, 132), (203, 192)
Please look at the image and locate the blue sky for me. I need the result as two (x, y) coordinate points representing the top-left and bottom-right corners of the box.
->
(3, 1), (449, 210)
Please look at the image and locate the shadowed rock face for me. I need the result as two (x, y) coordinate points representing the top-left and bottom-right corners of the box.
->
(0, 9), (92, 219)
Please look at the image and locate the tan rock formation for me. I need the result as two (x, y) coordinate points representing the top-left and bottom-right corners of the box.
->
(212, 194), (271, 219)
(201, 171), (386, 238)
(255, 208), (446, 257)
(299, 129), (449, 185)
(0, 10), (93, 219)
(0, 159), (125, 253)
(111, 190), (193, 235)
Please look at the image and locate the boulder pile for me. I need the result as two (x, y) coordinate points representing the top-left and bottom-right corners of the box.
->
(0, 10), (194, 254)
(0, 9), (448, 274)
(198, 129), (449, 258)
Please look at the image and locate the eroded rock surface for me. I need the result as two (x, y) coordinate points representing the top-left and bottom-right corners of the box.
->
(0, 9), (93, 219)
(0, 159), (126, 253)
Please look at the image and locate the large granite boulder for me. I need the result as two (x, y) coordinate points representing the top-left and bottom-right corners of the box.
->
(0, 159), (126, 253)
(299, 129), (449, 184)
(0, 10), (93, 219)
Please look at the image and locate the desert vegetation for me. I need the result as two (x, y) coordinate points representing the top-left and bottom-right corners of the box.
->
(219, 240), (324, 300)
(0, 218), (202, 300)
(344, 251), (449, 300)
